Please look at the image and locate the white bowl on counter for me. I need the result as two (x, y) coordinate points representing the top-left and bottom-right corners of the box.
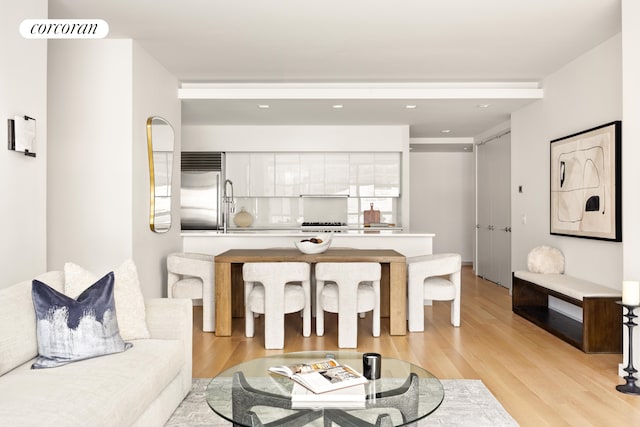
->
(294, 234), (332, 254)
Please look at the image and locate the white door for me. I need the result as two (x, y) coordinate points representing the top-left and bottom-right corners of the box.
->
(477, 143), (494, 280)
(476, 132), (511, 289)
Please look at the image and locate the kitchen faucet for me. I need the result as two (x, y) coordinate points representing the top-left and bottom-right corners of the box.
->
(222, 179), (235, 233)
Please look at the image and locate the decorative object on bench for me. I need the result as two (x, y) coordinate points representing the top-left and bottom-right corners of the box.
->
(513, 270), (622, 353)
(167, 252), (215, 332)
(527, 245), (564, 274)
(616, 303), (640, 395)
(550, 120), (622, 242)
(407, 253), (462, 331)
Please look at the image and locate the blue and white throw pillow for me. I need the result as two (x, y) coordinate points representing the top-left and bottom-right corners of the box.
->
(31, 272), (132, 369)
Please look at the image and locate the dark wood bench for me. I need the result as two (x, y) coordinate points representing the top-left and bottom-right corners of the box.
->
(512, 271), (622, 353)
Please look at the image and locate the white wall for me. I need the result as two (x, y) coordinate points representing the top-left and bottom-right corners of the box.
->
(409, 138), (475, 261)
(0, 0), (48, 288)
(511, 34), (622, 288)
(132, 42), (182, 297)
(48, 39), (180, 298)
(182, 125), (408, 152)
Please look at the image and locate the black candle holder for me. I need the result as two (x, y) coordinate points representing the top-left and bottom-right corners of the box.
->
(616, 303), (640, 395)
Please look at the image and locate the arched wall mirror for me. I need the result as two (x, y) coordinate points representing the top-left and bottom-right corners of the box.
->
(147, 116), (175, 233)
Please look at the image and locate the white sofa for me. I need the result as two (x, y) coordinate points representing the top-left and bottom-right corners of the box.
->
(0, 270), (193, 426)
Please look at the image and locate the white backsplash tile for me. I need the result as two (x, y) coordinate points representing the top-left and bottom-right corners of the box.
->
(302, 197), (348, 223)
(233, 196), (397, 227)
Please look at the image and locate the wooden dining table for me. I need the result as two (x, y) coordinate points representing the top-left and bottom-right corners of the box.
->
(214, 248), (407, 336)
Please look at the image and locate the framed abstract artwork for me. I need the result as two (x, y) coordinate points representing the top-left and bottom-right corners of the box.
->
(550, 121), (621, 241)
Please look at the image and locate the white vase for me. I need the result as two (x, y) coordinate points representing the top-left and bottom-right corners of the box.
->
(233, 207), (253, 227)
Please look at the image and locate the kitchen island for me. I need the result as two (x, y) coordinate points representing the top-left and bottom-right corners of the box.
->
(183, 229), (434, 258)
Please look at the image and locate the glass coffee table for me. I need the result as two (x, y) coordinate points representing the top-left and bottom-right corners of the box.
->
(206, 351), (444, 426)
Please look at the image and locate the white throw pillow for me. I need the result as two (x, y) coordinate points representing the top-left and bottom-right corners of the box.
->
(527, 246), (565, 274)
(64, 259), (150, 340)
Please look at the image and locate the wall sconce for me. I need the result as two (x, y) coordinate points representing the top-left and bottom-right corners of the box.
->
(7, 115), (36, 157)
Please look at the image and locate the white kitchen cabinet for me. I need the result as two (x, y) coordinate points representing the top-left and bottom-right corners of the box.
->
(349, 153), (375, 197)
(227, 151), (400, 197)
(324, 153), (350, 195)
(374, 152), (401, 196)
(275, 153), (300, 196)
(225, 153), (275, 196)
(299, 153), (323, 195)
(348, 152), (400, 197)
(300, 153), (349, 195)
(250, 153), (275, 196)
(225, 153), (251, 196)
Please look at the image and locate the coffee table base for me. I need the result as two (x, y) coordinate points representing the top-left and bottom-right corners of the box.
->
(231, 371), (420, 427)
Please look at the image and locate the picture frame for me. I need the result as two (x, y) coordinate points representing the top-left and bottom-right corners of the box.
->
(550, 121), (621, 241)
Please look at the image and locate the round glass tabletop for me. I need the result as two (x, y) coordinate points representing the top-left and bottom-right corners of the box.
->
(206, 351), (444, 426)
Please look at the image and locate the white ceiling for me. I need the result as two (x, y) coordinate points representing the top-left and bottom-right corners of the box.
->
(49, 0), (621, 138)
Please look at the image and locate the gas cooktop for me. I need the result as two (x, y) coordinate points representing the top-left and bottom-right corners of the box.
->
(300, 221), (349, 232)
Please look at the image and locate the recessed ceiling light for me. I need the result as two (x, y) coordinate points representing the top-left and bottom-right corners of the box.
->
(477, 104), (491, 108)
(332, 104), (343, 109)
(405, 105), (417, 109)
(441, 129), (451, 133)
(258, 104), (270, 109)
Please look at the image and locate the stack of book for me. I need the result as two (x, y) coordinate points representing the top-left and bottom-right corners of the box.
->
(268, 358), (368, 409)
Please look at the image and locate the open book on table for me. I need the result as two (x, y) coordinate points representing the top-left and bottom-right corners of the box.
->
(268, 358), (368, 394)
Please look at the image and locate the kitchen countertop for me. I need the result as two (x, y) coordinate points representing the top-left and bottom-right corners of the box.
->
(181, 228), (434, 237)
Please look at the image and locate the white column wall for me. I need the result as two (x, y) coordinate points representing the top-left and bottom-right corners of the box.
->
(621, 0), (640, 377)
(48, 40), (133, 274)
(0, 0), (48, 288)
(48, 40), (181, 298)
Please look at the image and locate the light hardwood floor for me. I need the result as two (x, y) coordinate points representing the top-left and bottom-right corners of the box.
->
(192, 267), (640, 426)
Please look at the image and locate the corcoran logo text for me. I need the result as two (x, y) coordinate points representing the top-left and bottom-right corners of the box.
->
(20, 19), (109, 39)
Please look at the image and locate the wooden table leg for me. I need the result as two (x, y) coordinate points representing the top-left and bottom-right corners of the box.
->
(215, 261), (232, 336)
(389, 261), (407, 335)
(380, 263), (390, 318)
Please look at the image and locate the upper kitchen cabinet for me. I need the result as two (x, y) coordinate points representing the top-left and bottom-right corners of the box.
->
(226, 151), (399, 197)
(226, 153), (275, 196)
(350, 152), (401, 197)
(275, 153), (300, 196)
(300, 153), (350, 196)
(374, 152), (401, 196)
(324, 153), (350, 195)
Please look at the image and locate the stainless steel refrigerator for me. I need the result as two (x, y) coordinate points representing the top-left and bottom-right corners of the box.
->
(180, 152), (223, 230)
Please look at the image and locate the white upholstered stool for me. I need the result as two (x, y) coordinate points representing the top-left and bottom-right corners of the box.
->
(407, 253), (461, 331)
(243, 262), (311, 349)
(167, 252), (215, 332)
(315, 262), (381, 348)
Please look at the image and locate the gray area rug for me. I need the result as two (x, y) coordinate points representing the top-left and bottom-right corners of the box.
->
(166, 378), (518, 426)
